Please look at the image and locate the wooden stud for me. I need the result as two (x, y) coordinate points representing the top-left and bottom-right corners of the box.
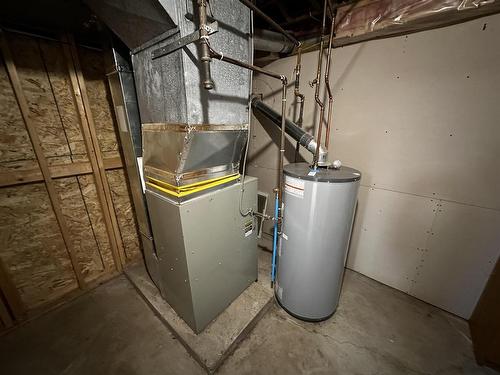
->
(0, 31), (87, 289)
(0, 268), (121, 335)
(25, 268), (121, 320)
(0, 156), (123, 188)
(0, 246), (25, 321)
(0, 296), (13, 328)
(61, 34), (125, 272)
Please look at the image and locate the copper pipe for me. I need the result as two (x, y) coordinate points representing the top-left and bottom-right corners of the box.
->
(324, 9), (335, 150)
(294, 46), (305, 162)
(312, 0), (328, 168)
(198, 0), (215, 90)
(208, 44), (283, 81)
(207, 42), (288, 228)
(277, 81), (287, 231)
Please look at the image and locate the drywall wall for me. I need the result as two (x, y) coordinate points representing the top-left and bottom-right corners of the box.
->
(250, 14), (500, 319)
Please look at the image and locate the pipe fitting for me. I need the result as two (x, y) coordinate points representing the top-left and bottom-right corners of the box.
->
(307, 139), (329, 167)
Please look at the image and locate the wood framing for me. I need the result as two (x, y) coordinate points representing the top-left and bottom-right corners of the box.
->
(0, 31), (87, 289)
(0, 298), (13, 328)
(470, 258), (500, 370)
(0, 28), (141, 331)
(0, 156), (123, 188)
(0, 250), (25, 320)
(61, 34), (125, 272)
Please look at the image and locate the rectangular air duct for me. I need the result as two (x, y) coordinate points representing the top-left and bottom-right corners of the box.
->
(88, 0), (257, 333)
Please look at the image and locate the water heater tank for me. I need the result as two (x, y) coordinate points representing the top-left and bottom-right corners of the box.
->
(275, 162), (361, 321)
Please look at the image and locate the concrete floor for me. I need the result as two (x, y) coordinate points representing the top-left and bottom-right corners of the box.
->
(0, 275), (204, 375)
(0, 264), (495, 375)
(124, 250), (273, 372)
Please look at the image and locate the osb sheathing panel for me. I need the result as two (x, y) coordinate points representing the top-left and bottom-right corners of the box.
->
(39, 40), (88, 159)
(54, 177), (106, 282)
(0, 183), (77, 308)
(47, 156), (72, 166)
(0, 32), (139, 318)
(77, 174), (116, 271)
(0, 52), (35, 166)
(106, 170), (141, 261)
(0, 159), (39, 175)
(78, 47), (119, 154)
(8, 34), (71, 161)
(102, 150), (121, 160)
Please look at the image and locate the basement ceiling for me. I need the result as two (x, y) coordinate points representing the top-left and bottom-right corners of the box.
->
(1, 0), (344, 48)
(252, 0), (342, 40)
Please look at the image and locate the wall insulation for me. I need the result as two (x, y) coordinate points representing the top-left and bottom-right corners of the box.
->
(0, 31), (141, 329)
(250, 14), (500, 319)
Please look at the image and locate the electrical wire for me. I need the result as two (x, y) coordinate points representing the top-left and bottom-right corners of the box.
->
(239, 5), (253, 218)
(238, 112), (253, 217)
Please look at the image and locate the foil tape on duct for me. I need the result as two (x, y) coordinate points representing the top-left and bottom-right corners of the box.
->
(142, 123), (248, 187)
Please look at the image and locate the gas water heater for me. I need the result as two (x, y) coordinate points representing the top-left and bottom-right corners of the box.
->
(275, 163), (361, 321)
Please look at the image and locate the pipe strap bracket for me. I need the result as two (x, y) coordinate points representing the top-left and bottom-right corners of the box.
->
(151, 21), (219, 59)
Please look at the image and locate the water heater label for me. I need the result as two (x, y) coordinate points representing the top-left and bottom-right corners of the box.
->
(284, 177), (304, 198)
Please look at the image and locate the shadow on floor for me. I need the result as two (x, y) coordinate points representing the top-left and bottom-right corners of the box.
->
(0, 265), (495, 375)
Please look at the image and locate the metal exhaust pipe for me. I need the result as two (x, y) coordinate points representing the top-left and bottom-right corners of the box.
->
(251, 98), (328, 166)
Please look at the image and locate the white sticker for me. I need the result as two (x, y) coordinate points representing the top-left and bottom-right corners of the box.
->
(307, 170), (317, 176)
(245, 228), (253, 237)
(282, 233), (288, 240)
(284, 176), (304, 199)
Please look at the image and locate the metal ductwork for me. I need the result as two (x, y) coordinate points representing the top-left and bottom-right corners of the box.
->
(87, 0), (251, 189)
(88, 0), (258, 333)
(254, 29), (295, 53)
(252, 98), (329, 166)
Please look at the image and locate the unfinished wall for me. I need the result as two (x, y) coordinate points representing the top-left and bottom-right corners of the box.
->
(250, 14), (500, 319)
(0, 31), (141, 329)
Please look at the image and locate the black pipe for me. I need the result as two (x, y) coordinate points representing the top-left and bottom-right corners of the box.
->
(252, 98), (314, 150)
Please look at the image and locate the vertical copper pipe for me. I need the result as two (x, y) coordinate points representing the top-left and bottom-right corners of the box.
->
(294, 46), (305, 162)
(278, 78), (287, 231)
(324, 11), (335, 150)
(312, 0), (328, 168)
(198, 0), (214, 90)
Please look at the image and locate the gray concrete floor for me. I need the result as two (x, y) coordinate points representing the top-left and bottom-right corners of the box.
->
(0, 265), (495, 375)
(124, 250), (273, 372)
(219, 270), (497, 375)
(0, 275), (204, 375)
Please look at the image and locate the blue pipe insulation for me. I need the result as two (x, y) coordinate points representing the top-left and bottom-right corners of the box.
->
(271, 193), (279, 283)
